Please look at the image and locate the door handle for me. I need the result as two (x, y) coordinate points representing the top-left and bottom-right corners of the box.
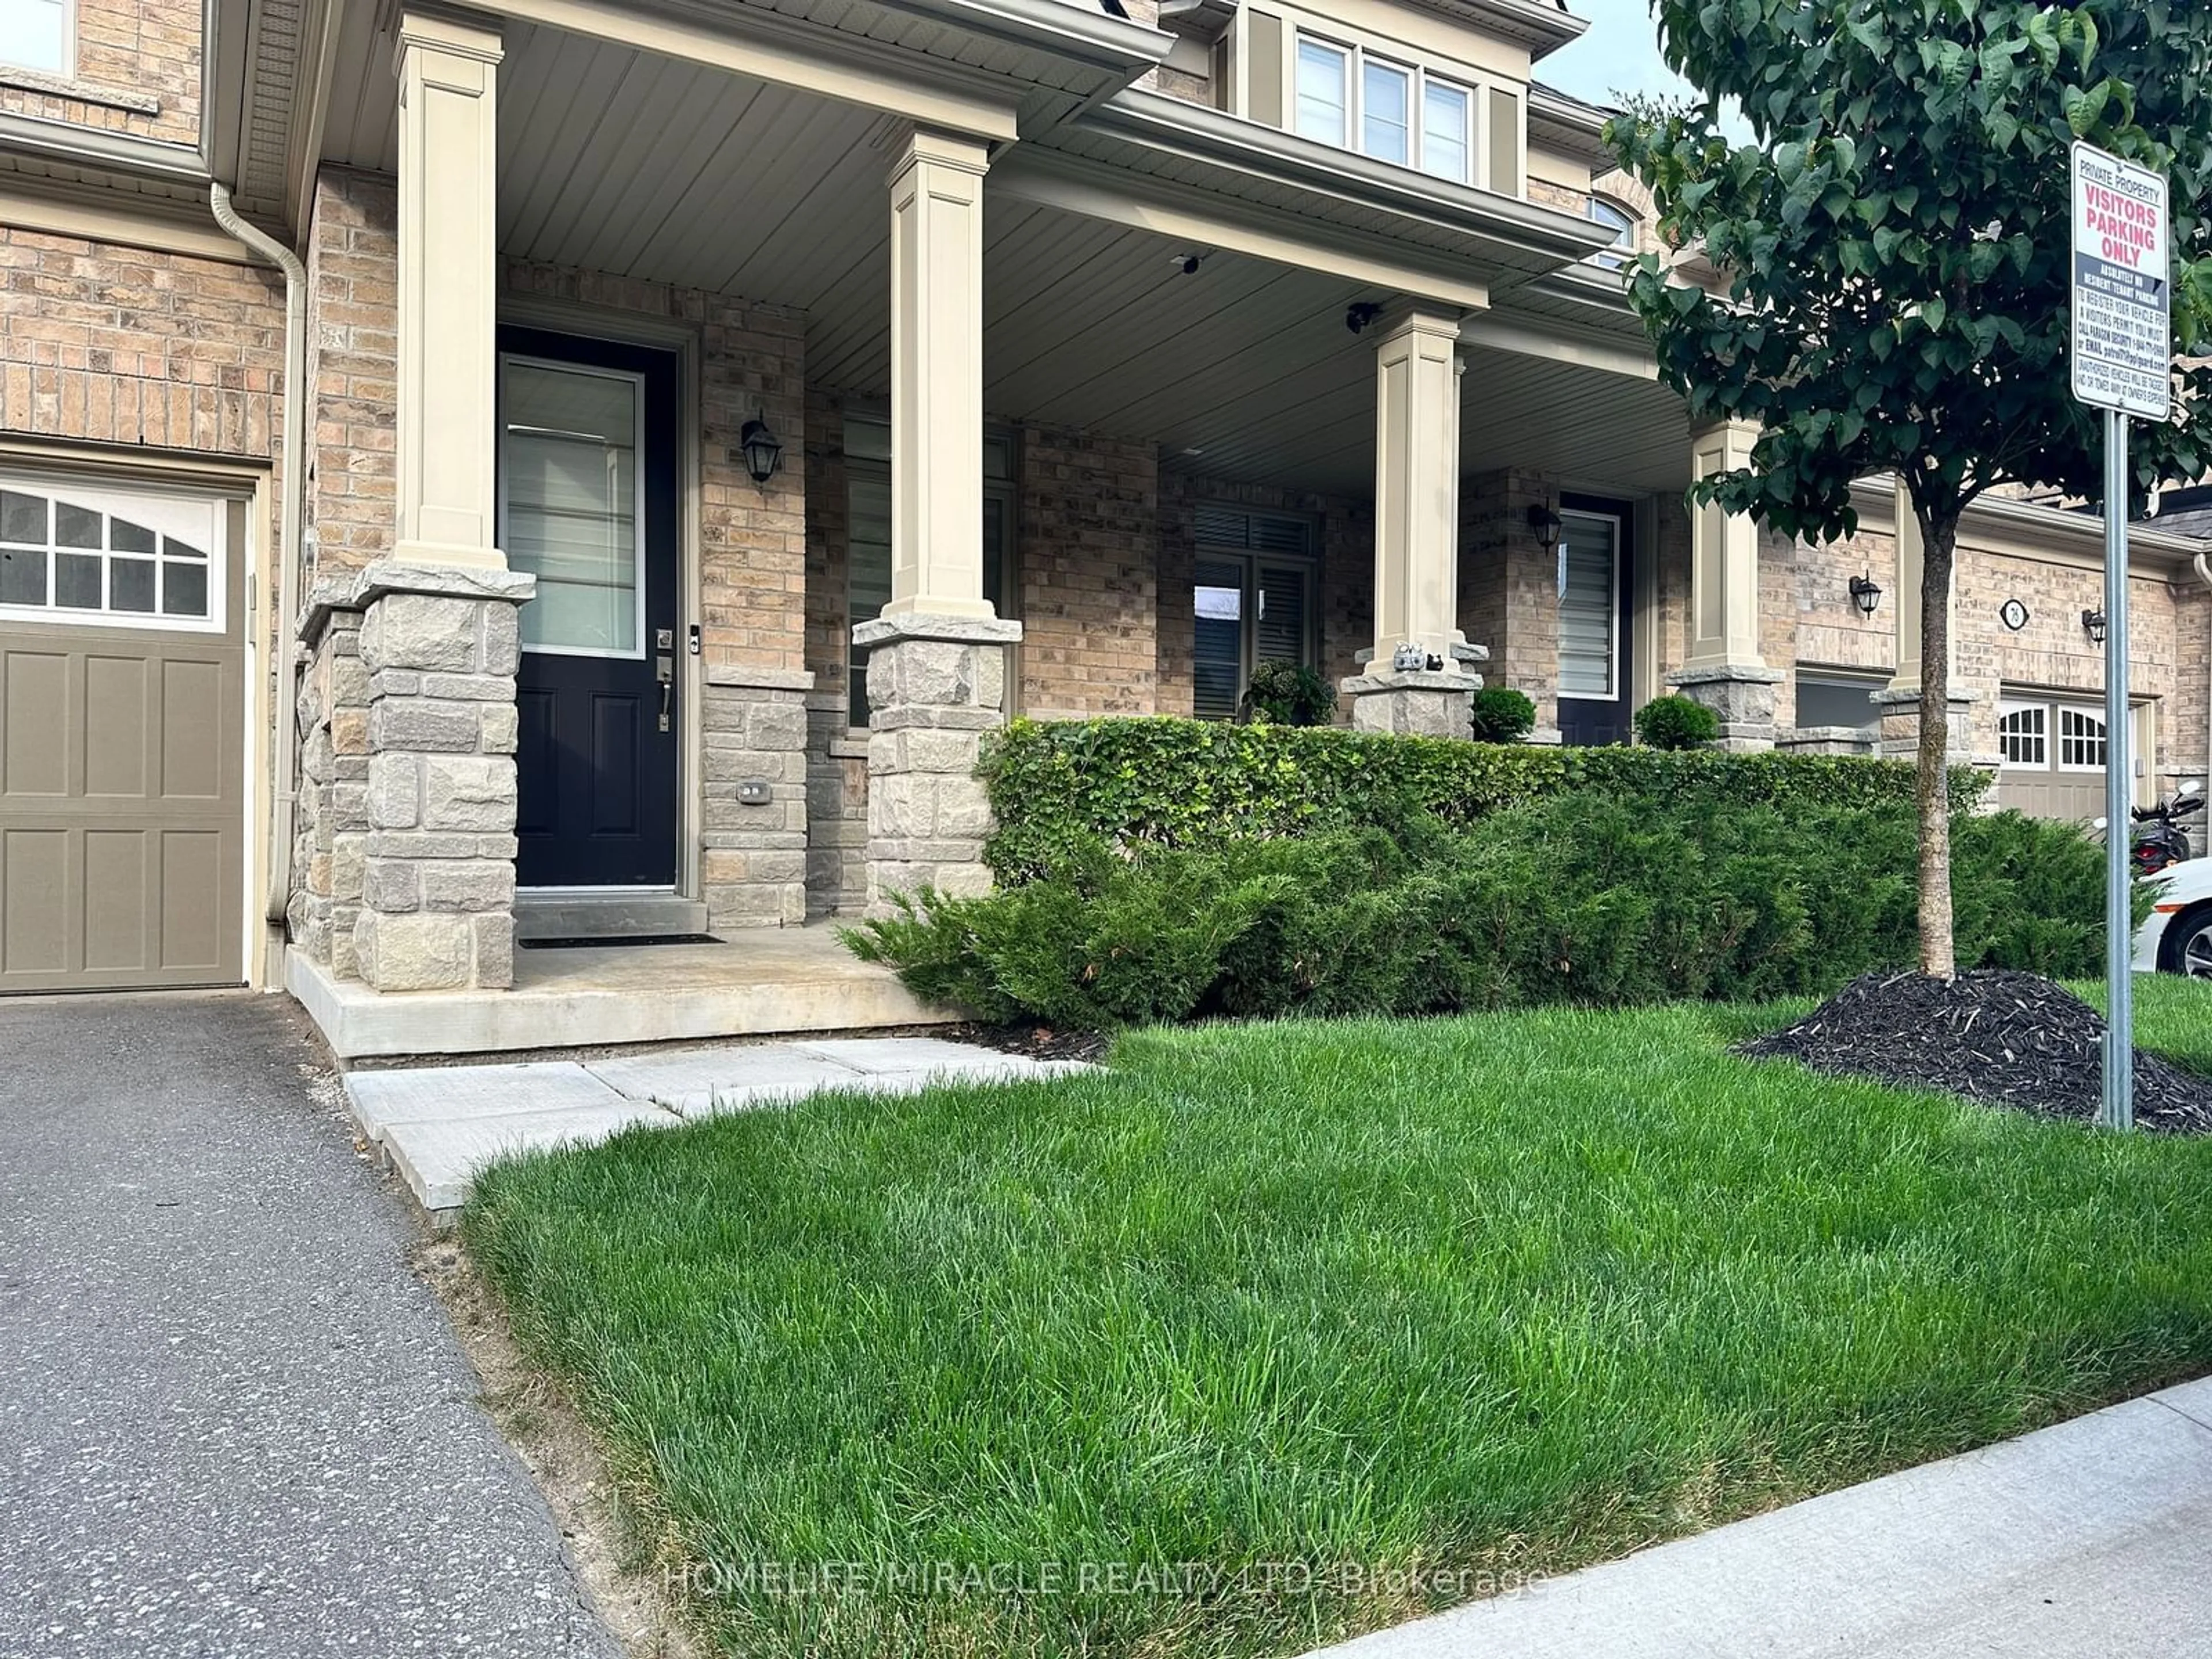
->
(657, 654), (673, 733)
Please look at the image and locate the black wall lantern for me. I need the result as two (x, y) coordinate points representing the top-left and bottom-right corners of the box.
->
(740, 414), (785, 488)
(1526, 503), (1563, 553)
(2083, 608), (2109, 645)
(1849, 573), (1883, 618)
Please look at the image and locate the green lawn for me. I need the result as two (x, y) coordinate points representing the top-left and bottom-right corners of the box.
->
(467, 977), (2212, 1659)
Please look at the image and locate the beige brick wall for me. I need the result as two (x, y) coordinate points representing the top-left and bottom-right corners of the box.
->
(304, 169), (397, 589)
(1791, 522), (1899, 678)
(0, 224), (283, 457)
(1017, 426), (1158, 718)
(802, 385), (867, 916)
(0, 0), (200, 143)
(1459, 468), (1559, 731)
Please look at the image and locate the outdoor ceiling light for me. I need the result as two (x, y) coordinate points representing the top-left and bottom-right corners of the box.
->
(2083, 608), (2109, 645)
(1526, 503), (1563, 553)
(740, 414), (785, 488)
(1850, 573), (1883, 618)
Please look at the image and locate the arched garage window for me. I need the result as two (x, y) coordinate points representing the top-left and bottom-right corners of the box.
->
(0, 479), (226, 631)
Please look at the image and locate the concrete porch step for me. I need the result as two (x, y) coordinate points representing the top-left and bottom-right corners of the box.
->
(289, 922), (957, 1062)
(512, 890), (710, 943)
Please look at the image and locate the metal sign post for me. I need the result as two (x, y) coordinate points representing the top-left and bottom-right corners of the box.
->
(2070, 141), (2171, 1132)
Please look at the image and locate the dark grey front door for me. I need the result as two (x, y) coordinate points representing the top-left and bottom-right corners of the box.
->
(1556, 495), (1635, 748)
(498, 327), (681, 888)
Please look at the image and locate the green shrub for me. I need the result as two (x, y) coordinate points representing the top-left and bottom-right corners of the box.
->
(1243, 661), (1337, 726)
(847, 801), (2105, 1031)
(1634, 694), (1721, 750)
(979, 716), (1990, 885)
(1468, 685), (1538, 744)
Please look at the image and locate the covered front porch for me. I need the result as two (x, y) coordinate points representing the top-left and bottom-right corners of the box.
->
(273, 0), (1783, 1048)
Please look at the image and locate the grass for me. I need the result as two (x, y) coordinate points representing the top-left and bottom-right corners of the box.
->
(466, 979), (2212, 1659)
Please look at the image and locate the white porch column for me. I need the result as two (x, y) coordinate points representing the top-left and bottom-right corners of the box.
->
(347, 9), (528, 993)
(1344, 304), (1485, 737)
(393, 7), (502, 571)
(1667, 418), (1781, 749)
(885, 126), (992, 621)
(1876, 476), (1979, 759)
(857, 126), (1019, 908)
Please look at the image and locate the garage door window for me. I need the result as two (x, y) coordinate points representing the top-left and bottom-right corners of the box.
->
(1998, 702), (2047, 768)
(2058, 706), (2107, 771)
(0, 482), (224, 631)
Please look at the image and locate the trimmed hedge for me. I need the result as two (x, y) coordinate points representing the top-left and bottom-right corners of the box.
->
(981, 716), (1991, 884)
(849, 796), (2119, 1032)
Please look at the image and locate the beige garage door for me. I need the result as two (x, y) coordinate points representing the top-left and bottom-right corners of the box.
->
(0, 479), (246, 992)
(1993, 695), (2117, 823)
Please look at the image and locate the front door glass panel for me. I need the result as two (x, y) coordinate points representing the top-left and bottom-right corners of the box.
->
(501, 358), (644, 658)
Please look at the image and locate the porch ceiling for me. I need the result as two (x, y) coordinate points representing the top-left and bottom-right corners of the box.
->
(316, 16), (1688, 499)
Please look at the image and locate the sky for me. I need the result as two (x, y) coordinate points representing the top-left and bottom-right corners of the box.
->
(1535, 0), (1694, 113)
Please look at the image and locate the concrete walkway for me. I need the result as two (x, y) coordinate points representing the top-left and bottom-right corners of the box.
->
(1305, 1376), (2212, 1659)
(0, 993), (620, 1659)
(347, 1035), (1089, 1217)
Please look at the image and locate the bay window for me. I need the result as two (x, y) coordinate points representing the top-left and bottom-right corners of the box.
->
(1291, 32), (1476, 185)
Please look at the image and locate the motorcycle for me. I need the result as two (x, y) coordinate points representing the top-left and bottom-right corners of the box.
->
(2094, 781), (2206, 878)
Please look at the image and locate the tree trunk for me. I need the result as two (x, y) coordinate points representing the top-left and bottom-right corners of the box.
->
(1916, 512), (1959, 980)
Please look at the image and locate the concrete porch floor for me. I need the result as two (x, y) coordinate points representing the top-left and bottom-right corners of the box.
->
(286, 923), (956, 1062)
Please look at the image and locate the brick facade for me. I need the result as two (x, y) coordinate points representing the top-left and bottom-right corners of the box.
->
(0, 225), (283, 459)
(1017, 426), (1158, 718)
(1459, 468), (1559, 734)
(304, 169), (398, 588)
(0, 0), (200, 144)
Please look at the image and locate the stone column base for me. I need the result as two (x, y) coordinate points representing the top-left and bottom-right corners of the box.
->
(1342, 669), (1479, 737)
(1873, 687), (2001, 772)
(291, 588), (372, 980)
(854, 612), (1022, 910)
(348, 558), (535, 993)
(701, 665), (815, 930)
(1666, 664), (1785, 752)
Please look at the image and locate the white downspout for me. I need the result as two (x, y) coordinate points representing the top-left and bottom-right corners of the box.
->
(2195, 548), (2212, 801)
(209, 183), (308, 932)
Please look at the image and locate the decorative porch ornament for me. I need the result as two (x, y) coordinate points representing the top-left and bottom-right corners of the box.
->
(1849, 573), (1883, 617)
(739, 414), (785, 488)
(1392, 641), (1427, 673)
(2083, 608), (2109, 645)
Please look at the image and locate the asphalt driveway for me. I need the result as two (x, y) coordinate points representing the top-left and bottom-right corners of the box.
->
(0, 992), (619, 1658)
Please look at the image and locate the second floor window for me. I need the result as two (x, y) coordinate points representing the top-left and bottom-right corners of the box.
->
(0, 0), (69, 74)
(1294, 35), (1474, 185)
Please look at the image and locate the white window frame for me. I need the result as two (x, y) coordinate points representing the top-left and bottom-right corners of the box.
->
(0, 0), (73, 78)
(1290, 29), (1477, 186)
(1587, 196), (1637, 270)
(2056, 704), (2108, 774)
(496, 352), (650, 662)
(1556, 506), (1623, 703)
(0, 472), (228, 634)
(1995, 699), (2049, 769)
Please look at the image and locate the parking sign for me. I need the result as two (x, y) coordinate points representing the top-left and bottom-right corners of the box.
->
(2070, 141), (2171, 419)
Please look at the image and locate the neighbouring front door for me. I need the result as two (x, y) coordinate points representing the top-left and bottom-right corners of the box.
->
(498, 327), (680, 888)
(1556, 496), (1635, 747)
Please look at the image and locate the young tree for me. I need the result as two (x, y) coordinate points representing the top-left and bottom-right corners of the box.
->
(1607, 1), (2212, 976)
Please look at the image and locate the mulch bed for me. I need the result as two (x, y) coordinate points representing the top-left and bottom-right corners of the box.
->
(951, 1022), (1112, 1065)
(1739, 970), (2212, 1134)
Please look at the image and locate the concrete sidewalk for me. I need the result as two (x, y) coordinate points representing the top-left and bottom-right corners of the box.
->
(0, 993), (621, 1659)
(346, 1035), (1090, 1216)
(1306, 1377), (2212, 1658)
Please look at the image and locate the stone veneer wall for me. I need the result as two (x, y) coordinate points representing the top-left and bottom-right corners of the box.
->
(290, 609), (369, 977)
(801, 387), (869, 916)
(0, 0), (201, 143)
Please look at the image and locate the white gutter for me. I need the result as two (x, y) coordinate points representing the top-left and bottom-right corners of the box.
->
(2196, 548), (2212, 789)
(208, 183), (306, 931)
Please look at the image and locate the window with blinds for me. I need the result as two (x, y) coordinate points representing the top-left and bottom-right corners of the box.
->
(1557, 509), (1619, 700)
(1190, 505), (1318, 719)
